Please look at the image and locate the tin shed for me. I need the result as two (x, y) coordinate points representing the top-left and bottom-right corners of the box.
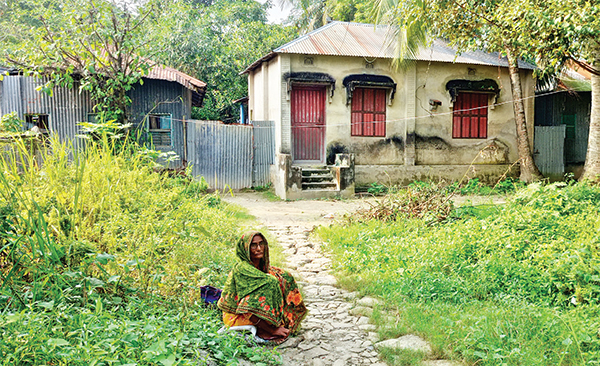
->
(0, 64), (206, 161)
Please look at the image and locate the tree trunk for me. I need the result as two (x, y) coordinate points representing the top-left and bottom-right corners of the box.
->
(505, 47), (544, 183)
(581, 57), (600, 182)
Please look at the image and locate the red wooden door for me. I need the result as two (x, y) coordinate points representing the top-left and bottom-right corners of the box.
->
(291, 85), (326, 163)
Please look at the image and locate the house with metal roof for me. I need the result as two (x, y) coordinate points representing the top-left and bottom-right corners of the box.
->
(0, 63), (206, 162)
(242, 21), (537, 199)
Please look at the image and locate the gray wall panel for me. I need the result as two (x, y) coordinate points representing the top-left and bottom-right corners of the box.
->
(252, 120), (275, 186)
(129, 79), (191, 166)
(534, 125), (566, 177)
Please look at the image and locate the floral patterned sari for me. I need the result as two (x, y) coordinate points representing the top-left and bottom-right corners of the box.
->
(217, 231), (307, 342)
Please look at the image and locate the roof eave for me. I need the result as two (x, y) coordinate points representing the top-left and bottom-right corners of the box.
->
(240, 52), (277, 75)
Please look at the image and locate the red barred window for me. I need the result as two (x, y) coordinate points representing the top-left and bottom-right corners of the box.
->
(452, 92), (488, 139)
(351, 88), (386, 137)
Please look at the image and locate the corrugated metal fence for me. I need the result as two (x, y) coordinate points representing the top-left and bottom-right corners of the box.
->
(534, 125), (566, 178)
(251, 120), (276, 187)
(186, 120), (275, 189)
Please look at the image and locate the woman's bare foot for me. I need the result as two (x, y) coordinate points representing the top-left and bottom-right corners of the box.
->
(252, 315), (290, 340)
(272, 326), (290, 338)
(256, 326), (289, 340)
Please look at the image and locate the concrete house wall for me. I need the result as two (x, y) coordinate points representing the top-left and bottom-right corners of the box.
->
(247, 52), (535, 186)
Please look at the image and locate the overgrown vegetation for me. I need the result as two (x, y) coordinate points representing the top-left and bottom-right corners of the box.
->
(0, 135), (280, 365)
(318, 182), (600, 365)
(365, 177), (526, 197)
(0, 112), (23, 135)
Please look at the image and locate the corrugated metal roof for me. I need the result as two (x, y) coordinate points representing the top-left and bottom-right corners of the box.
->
(559, 68), (591, 92)
(0, 66), (18, 75)
(245, 21), (535, 72)
(147, 64), (206, 91)
(146, 64), (207, 107)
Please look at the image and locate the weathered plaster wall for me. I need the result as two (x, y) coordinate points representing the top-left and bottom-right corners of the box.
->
(412, 62), (530, 166)
(285, 54), (408, 165)
(355, 164), (517, 186)
(279, 54), (292, 154)
(280, 54), (533, 168)
(248, 52), (535, 187)
(249, 57), (287, 155)
(249, 67), (265, 120)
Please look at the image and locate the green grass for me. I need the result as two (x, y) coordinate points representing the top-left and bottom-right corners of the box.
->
(379, 348), (427, 366)
(317, 182), (600, 365)
(260, 187), (283, 202)
(240, 184), (281, 202)
(1, 300), (273, 365)
(363, 178), (527, 197)
(0, 135), (280, 365)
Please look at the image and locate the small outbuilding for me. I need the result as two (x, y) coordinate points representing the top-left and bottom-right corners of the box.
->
(534, 65), (591, 180)
(0, 64), (206, 164)
(242, 21), (537, 199)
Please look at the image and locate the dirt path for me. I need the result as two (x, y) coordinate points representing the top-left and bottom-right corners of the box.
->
(223, 192), (474, 366)
(222, 192), (372, 228)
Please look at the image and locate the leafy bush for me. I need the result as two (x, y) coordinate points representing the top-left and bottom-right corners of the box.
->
(1, 301), (273, 365)
(433, 177), (526, 196)
(0, 136), (279, 365)
(367, 182), (390, 195)
(318, 182), (600, 364)
(0, 112), (23, 134)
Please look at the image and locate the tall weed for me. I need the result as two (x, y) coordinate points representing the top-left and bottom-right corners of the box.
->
(0, 135), (278, 365)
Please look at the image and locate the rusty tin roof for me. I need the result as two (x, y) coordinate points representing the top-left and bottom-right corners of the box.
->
(243, 21), (535, 73)
(147, 64), (206, 91)
(146, 64), (207, 107)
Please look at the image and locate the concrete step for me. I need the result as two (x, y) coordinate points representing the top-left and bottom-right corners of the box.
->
(302, 181), (337, 190)
(302, 168), (331, 177)
(303, 174), (334, 182)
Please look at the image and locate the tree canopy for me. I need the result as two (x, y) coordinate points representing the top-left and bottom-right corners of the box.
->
(1, 0), (156, 123)
(143, 0), (297, 122)
(1, 0), (297, 123)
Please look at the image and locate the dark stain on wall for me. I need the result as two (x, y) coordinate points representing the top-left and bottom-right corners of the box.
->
(406, 133), (415, 146)
(415, 135), (451, 150)
(326, 142), (349, 165)
(378, 135), (404, 149)
(327, 136), (405, 165)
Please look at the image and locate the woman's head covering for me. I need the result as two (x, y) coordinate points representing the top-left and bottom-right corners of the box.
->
(217, 230), (307, 342)
(237, 230), (269, 272)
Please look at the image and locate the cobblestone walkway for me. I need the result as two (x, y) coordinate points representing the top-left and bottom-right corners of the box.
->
(269, 225), (386, 366)
(223, 193), (461, 366)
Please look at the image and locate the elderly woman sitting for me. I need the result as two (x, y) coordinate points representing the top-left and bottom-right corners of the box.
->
(217, 231), (307, 343)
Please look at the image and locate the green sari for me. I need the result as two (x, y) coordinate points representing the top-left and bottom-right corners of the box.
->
(217, 231), (307, 339)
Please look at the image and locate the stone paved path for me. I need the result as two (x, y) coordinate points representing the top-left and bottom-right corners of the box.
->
(223, 193), (462, 366)
(270, 225), (385, 366)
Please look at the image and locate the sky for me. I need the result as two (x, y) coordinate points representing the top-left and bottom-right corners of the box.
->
(258, 0), (293, 24)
